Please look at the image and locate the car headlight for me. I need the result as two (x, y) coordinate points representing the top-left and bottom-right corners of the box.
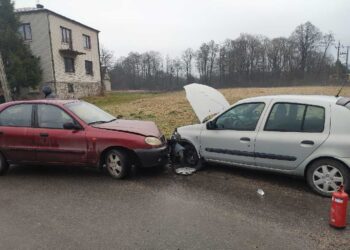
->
(145, 137), (162, 147)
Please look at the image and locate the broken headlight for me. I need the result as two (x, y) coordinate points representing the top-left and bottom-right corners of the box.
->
(171, 129), (181, 141)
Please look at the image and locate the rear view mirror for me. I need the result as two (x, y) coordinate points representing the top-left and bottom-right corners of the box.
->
(63, 122), (80, 130)
(206, 121), (216, 130)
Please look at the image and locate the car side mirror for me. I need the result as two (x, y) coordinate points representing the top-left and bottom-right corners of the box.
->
(63, 122), (80, 130)
(206, 121), (216, 130)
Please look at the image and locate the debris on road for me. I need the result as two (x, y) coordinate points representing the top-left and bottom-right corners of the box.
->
(257, 189), (265, 196)
(175, 167), (197, 176)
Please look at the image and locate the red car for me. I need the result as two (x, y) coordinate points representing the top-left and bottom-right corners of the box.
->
(0, 99), (168, 178)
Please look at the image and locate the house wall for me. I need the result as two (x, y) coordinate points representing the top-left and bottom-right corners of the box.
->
(18, 12), (54, 85)
(48, 14), (101, 98)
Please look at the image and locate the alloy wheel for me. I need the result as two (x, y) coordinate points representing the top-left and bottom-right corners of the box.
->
(107, 153), (123, 177)
(312, 165), (344, 194)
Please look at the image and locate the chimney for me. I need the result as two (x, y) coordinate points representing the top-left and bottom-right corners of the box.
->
(36, 4), (44, 9)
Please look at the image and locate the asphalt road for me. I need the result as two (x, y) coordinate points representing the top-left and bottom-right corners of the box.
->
(0, 164), (349, 250)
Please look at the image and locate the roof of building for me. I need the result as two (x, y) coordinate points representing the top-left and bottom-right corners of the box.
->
(15, 7), (99, 33)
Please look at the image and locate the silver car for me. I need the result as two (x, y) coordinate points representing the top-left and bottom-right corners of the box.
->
(172, 84), (350, 196)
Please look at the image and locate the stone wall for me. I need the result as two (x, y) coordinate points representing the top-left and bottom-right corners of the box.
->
(55, 81), (101, 99)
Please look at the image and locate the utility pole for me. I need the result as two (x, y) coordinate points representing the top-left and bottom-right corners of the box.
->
(345, 46), (349, 72)
(335, 41), (341, 61)
(0, 53), (12, 102)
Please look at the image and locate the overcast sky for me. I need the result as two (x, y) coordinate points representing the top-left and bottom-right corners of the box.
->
(15, 0), (350, 60)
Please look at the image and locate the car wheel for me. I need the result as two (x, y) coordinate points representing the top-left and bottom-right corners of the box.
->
(0, 153), (9, 176)
(306, 159), (349, 197)
(105, 149), (130, 179)
(183, 143), (199, 167)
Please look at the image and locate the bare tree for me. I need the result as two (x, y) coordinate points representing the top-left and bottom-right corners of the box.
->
(290, 22), (322, 75)
(100, 47), (115, 79)
(207, 40), (219, 84)
(182, 48), (194, 82)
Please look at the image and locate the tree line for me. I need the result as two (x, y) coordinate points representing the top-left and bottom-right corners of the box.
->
(110, 21), (347, 90)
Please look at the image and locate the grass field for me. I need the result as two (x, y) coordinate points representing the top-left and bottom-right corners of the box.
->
(84, 86), (350, 137)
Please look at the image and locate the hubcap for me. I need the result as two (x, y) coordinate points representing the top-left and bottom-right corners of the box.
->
(313, 165), (343, 194)
(107, 153), (123, 176)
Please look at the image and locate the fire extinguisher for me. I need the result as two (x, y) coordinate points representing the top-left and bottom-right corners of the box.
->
(330, 185), (348, 229)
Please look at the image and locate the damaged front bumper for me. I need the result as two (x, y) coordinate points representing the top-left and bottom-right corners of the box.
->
(135, 145), (169, 168)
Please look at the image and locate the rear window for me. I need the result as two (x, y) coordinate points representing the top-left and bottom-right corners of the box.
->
(265, 103), (325, 133)
(0, 104), (32, 127)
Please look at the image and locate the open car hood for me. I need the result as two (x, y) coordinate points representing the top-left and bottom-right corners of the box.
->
(184, 83), (230, 122)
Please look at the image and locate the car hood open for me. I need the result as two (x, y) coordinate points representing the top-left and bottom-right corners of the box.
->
(184, 83), (230, 122)
(93, 120), (162, 138)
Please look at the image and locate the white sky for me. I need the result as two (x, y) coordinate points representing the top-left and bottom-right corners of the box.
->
(15, 0), (350, 60)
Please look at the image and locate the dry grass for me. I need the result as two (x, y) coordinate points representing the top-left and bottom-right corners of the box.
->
(84, 86), (350, 137)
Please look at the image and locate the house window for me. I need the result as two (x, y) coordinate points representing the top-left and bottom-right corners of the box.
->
(85, 60), (93, 75)
(64, 57), (75, 73)
(18, 23), (32, 41)
(61, 27), (72, 44)
(67, 83), (74, 93)
(83, 34), (91, 49)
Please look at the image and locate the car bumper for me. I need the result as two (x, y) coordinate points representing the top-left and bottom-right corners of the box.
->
(135, 145), (169, 168)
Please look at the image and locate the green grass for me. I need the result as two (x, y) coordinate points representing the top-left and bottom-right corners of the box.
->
(83, 92), (158, 107)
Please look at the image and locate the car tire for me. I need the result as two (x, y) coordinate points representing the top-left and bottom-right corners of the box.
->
(105, 149), (130, 179)
(0, 153), (9, 176)
(306, 159), (350, 197)
(183, 143), (199, 167)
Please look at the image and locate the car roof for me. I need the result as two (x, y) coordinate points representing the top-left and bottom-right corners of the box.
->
(240, 95), (339, 104)
(1, 99), (81, 106)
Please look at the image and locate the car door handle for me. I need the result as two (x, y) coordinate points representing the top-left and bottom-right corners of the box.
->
(301, 140), (314, 145)
(40, 133), (49, 137)
(240, 137), (251, 142)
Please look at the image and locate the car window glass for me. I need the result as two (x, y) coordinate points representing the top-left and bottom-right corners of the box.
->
(303, 106), (325, 132)
(265, 103), (305, 132)
(215, 103), (265, 130)
(38, 105), (74, 129)
(65, 101), (115, 124)
(0, 104), (32, 127)
(345, 103), (350, 110)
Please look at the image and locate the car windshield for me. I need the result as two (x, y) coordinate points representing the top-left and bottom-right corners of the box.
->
(65, 101), (116, 125)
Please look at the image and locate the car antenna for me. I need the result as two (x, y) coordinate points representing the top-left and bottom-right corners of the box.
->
(335, 81), (347, 97)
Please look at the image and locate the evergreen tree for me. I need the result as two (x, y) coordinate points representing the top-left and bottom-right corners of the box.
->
(0, 0), (42, 97)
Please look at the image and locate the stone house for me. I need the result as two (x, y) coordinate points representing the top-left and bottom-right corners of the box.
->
(16, 5), (102, 99)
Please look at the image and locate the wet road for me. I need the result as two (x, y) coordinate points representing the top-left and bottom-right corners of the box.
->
(0, 164), (349, 250)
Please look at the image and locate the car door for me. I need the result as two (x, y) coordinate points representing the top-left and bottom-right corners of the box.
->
(0, 104), (37, 163)
(200, 102), (267, 166)
(254, 101), (330, 170)
(33, 104), (88, 165)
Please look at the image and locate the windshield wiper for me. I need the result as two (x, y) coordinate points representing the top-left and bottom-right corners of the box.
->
(88, 120), (109, 125)
(106, 118), (117, 123)
(88, 118), (117, 125)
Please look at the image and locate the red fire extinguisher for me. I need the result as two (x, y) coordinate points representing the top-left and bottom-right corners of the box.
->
(330, 185), (348, 229)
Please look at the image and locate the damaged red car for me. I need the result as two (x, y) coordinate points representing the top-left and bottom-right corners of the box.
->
(0, 100), (168, 178)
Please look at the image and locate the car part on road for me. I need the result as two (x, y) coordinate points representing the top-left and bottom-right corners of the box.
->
(257, 189), (265, 196)
(0, 153), (9, 175)
(329, 185), (348, 229)
(306, 159), (349, 197)
(174, 167), (197, 176)
(105, 149), (130, 179)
